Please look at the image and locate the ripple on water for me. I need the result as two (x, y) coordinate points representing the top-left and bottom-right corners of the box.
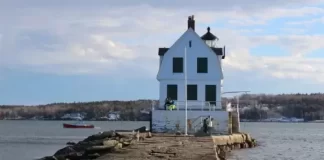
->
(0, 135), (85, 144)
(230, 122), (324, 160)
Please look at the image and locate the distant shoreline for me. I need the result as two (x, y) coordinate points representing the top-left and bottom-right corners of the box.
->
(241, 121), (324, 123)
(0, 119), (150, 122)
(2, 119), (324, 123)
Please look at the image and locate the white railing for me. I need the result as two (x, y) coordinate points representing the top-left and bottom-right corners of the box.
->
(152, 100), (223, 111)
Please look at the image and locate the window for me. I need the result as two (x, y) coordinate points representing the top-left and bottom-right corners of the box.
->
(167, 85), (178, 100)
(205, 85), (216, 105)
(189, 40), (192, 48)
(173, 57), (183, 73)
(197, 57), (208, 73)
(187, 85), (198, 100)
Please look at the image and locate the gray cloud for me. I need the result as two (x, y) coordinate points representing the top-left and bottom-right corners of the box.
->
(0, 0), (324, 83)
(1, 0), (322, 11)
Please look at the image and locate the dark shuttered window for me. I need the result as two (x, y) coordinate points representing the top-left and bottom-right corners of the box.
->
(173, 57), (183, 73)
(167, 85), (178, 100)
(205, 85), (216, 105)
(197, 57), (208, 73)
(187, 85), (198, 100)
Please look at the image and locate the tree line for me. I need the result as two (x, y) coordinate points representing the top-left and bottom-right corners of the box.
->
(0, 100), (155, 121)
(1, 93), (324, 121)
(223, 93), (324, 121)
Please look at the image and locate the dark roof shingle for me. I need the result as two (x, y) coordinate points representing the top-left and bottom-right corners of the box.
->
(210, 47), (223, 55)
(158, 48), (169, 56)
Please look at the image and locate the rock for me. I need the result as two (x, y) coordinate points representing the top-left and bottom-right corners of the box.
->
(151, 153), (169, 158)
(247, 141), (254, 148)
(222, 145), (230, 152)
(240, 142), (245, 149)
(251, 138), (257, 147)
(103, 140), (119, 147)
(115, 132), (130, 139)
(87, 153), (100, 159)
(62, 152), (99, 160)
(41, 131), (136, 159)
(66, 141), (76, 146)
(244, 133), (252, 142)
(150, 146), (176, 158)
(175, 131), (182, 135)
(37, 156), (57, 160)
(78, 139), (106, 146)
(234, 143), (241, 149)
(121, 141), (131, 147)
(83, 131), (116, 142)
(135, 131), (140, 141)
(134, 126), (147, 133)
(86, 145), (115, 153)
(54, 156), (66, 160)
(119, 138), (126, 143)
(151, 146), (168, 153)
(218, 146), (227, 160)
(146, 132), (152, 138)
(65, 152), (83, 160)
(115, 143), (123, 149)
(54, 146), (76, 156)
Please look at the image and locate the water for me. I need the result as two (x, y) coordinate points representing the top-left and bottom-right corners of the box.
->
(0, 120), (149, 160)
(1, 121), (324, 160)
(230, 122), (324, 160)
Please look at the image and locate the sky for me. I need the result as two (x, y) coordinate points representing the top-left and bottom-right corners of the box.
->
(1, 0), (324, 105)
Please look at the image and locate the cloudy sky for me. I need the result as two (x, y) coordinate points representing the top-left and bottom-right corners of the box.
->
(1, 0), (324, 105)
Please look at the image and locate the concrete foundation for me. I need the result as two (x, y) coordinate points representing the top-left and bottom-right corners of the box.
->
(151, 110), (229, 134)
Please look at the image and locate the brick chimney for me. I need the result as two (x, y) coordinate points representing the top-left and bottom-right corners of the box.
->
(187, 15), (195, 30)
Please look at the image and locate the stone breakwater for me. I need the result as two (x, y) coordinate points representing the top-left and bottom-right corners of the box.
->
(38, 130), (152, 160)
(38, 131), (256, 160)
(212, 133), (257, 160)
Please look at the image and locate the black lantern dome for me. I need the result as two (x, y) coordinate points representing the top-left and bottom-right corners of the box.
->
(201, 27), (219, 47)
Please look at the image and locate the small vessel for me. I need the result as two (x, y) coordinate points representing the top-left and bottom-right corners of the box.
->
(63, 121), (95, 129)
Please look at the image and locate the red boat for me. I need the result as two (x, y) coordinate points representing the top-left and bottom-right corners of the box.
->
(63, 121), (95, 129)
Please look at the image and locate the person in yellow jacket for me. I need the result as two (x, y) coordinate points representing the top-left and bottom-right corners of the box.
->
(172, 104), (176, 110)
(168, 104), (176, 110)
(165, 98), (176, 110)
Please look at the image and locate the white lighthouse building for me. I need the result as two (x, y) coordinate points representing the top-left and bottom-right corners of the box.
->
(156, 15), (226, 110)
(151, 15), (229, 134)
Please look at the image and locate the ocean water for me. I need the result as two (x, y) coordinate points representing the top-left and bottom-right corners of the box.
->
(230, 122), (324, 160)
(0, 120), (149, 160)
(1, 121), (324, 160)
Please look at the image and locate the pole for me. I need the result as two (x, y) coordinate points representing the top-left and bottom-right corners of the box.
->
(184, 46), (188, 136)
(236, 96), (240, 132)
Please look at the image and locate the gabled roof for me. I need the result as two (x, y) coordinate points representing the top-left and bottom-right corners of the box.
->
(157, 28), (225, 80)
(158, 27), (224, 58)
